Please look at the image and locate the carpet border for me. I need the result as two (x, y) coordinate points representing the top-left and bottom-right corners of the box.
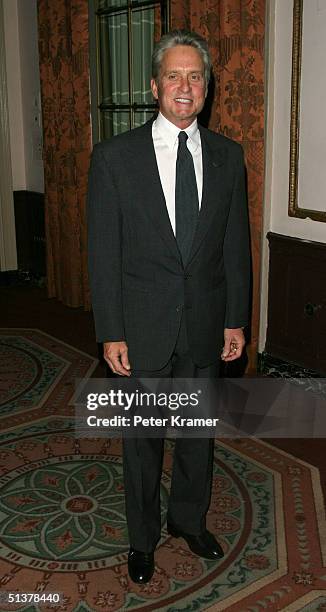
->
(205, 439), (287, 611)
(250, 438), (326, 568)
(0, 327), (100, 364)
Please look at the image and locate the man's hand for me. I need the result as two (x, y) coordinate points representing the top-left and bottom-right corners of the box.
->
(103, 341), (131, 376)
(221, 328), (245, 362)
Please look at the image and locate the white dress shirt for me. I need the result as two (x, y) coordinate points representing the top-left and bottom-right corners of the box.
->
(152, 112), (203, 235)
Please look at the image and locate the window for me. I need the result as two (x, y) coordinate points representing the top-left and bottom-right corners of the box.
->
(91, 0), (170, 139)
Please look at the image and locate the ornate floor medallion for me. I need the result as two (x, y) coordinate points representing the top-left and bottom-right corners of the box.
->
(0, 330), (325, 610)
(0, 329), (98, 429)
(0, 418), (324, 611)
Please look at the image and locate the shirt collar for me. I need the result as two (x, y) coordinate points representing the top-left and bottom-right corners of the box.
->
(155, 112), (200, 152)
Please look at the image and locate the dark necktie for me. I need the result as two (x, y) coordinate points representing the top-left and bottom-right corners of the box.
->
(175, 131), (199, 266)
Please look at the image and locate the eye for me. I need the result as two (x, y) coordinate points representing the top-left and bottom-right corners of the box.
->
(191, 73), (202, 82)
(167, 73), (178, 80)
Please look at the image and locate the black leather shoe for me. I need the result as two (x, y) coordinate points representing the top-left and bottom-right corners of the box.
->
(128, 548), (155, 583)
(167, 522), (224, 560)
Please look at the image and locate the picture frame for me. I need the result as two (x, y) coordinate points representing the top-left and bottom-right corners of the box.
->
(288, 0), (326, 222)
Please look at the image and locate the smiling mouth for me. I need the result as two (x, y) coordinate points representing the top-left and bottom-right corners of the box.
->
(174, 98), (193, 104)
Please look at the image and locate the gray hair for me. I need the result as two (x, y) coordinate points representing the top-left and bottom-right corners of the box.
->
(152, 29), (212, 86)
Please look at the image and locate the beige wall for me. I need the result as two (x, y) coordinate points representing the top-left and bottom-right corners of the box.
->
(259, 0), (326, 352)
(0, 0), (17, 270)
(18, 0), (44, 193)
(3, 0), (25, 190)
(3, 0), (44, 193)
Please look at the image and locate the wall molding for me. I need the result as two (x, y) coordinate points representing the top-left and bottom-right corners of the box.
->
(0, 0), (17, 271)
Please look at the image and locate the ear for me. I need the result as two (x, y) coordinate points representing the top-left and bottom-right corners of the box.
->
(151, 78), (159, 100)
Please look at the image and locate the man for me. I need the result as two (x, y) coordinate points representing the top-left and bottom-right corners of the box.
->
(87, 30), (250, 584)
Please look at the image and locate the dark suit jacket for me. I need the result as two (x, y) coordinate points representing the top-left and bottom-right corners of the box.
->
(87, 118), (250, 371)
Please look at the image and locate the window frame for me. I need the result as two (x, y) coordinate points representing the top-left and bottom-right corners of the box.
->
(90, 0), (170, 141)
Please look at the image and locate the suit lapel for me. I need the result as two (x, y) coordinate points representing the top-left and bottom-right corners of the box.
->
(124, 120), (227, 268)
(186, 127), (226, 267)
(124, 120), (182, 264)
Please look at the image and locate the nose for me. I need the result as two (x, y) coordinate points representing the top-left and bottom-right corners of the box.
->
(179, 76), (191, 92)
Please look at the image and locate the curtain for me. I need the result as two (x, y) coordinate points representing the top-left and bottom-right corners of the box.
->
(132, 8), (156, 128)
(37, 0), (91, 308)
(171, 0), (265, 372)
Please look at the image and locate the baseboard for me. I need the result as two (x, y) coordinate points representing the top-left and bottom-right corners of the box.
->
(258, 351), (324, 377)
(0, 269), (46, 288)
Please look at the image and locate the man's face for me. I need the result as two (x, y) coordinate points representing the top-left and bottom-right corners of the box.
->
(151, 45), (207, 129)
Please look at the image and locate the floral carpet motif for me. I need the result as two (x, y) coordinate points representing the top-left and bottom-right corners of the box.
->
(0, 329), (98, 428)
(0, 330), (325, 610)
(0, 419), (324, 611)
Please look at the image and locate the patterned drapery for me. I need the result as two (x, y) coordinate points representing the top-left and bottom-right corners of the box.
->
(171, 0), (265, 371)
(37, 0), (91, 308)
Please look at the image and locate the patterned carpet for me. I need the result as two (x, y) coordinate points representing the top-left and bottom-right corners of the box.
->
(0, 329), (99, 429)
(0, 330), (325, 611)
